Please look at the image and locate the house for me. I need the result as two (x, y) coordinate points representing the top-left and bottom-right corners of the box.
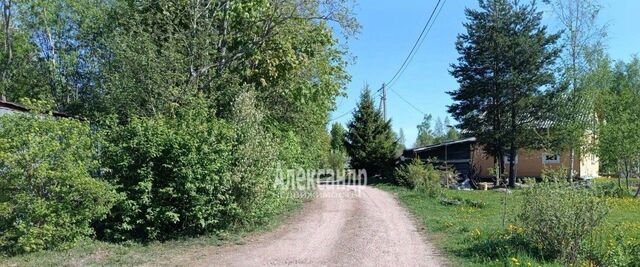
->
(402, 137), (599, 180)
(0, 99), (69, 118)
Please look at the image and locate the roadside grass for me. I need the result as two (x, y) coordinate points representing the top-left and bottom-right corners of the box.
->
(0, 199), (304, 266)
(379, 179), (640, 267)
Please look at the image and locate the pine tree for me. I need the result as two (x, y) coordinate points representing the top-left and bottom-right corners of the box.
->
(345, 87), (398, 180)
(448, 0), (560, 187)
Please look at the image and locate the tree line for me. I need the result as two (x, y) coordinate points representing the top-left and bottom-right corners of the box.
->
(0, 0), (359, 255)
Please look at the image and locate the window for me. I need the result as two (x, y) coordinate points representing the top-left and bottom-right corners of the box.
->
(503, 155), (518, 164)
(543, 153), (560, 164)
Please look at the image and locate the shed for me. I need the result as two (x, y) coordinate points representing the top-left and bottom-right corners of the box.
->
(401, 137), (478, 180)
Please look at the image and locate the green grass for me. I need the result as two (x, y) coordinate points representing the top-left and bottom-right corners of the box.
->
(379, 179), (640, 267)
(0, 199), (304, 266)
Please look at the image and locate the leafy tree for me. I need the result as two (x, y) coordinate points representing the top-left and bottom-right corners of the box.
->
(434, 116), (445, 142)
(545, 0), (606, 182)
(0, 0), (362, 248)
(330, 122), (346, 153)
(415, 114), (435, 147)
(327, 122), (347, 169)
(448, 0), (561, 187)
(344, 87), (398, 179)
(1, 0), (358, 170)
(599, 58), (640, 195)
(444, 117), (459, 141)
(396, 128), (406, 156)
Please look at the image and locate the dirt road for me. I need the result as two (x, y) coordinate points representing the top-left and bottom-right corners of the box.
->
(186, 185), (447, 266)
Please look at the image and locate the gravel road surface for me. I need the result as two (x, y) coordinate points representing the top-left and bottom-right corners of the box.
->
(178, 185), (447, 266)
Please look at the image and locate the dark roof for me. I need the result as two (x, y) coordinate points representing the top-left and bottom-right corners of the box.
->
(409, 137), (477, 152)
(0, 99), (70, 118)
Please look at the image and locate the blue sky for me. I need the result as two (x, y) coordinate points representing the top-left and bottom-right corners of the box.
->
(330, 0), (640, 148)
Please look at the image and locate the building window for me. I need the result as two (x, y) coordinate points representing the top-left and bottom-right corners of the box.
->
(543, 153), (560, 164)
(503, 155), (518, 164)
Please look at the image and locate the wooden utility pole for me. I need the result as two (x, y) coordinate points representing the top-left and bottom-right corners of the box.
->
(381, 83), (386, 120)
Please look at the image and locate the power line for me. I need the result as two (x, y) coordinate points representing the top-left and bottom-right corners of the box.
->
(386, 0), (443, 88)
(333, 1), (446, 122)
(378, 0), (446, 120)
(330, 108), (353, 121)
(388, 0), (446, 89)
(389, 87), (426, 115)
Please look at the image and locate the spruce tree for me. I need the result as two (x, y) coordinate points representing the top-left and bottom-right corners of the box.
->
(448, 0), (560, 187)
(344, 87), (398, 180)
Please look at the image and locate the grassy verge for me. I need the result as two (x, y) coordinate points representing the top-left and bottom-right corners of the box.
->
(379, 179), (640, 266)
(0, 199), (304, 266)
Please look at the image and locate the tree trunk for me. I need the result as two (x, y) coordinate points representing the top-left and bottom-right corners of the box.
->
(1, 0), (12, 101)
(624, 160), (630, 190)
(508, 94), (517, 187)
(493, 156), (499, 186)
(508, 145), (516, 188)
(498, 150), (506, 186)
(568, 147), (575, 183)
(216, 0), (230, 73)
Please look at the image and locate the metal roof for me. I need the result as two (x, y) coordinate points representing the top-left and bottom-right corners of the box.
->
(410, 137), (477, 152)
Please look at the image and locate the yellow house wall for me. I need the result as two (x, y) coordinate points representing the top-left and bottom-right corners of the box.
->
(579, 152), (600, 178)
(472, 146), (589, 178)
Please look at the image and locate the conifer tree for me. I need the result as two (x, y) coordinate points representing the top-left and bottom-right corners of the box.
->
(448, 0), (560, 187)
(344, 87), (398, 180)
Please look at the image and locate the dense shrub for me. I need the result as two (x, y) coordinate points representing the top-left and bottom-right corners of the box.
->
(592, 181), (630, 198)
(227, 91), (291, 225)
(394, 159), (442, 196)
(540, 167), (568, 183)
(97, 108), (237, 241)
(518, 184), (609, 264)
(98, 94), (294, 242)
(0, 114), (117, 255)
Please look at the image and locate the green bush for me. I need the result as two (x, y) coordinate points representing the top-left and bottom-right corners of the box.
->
(592, 181), (630, 198)
(97, 108), (237, 241)
(464, 225), (538, 264)
(394, 159), (442, 196)
(0, 114), (116, 255)
(227, 91), (290, 225)
(518, 184), (609, 264)
(98, 94), (293, 242)
(582, 229), (640, 267)
(541, 167), (568, 183)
